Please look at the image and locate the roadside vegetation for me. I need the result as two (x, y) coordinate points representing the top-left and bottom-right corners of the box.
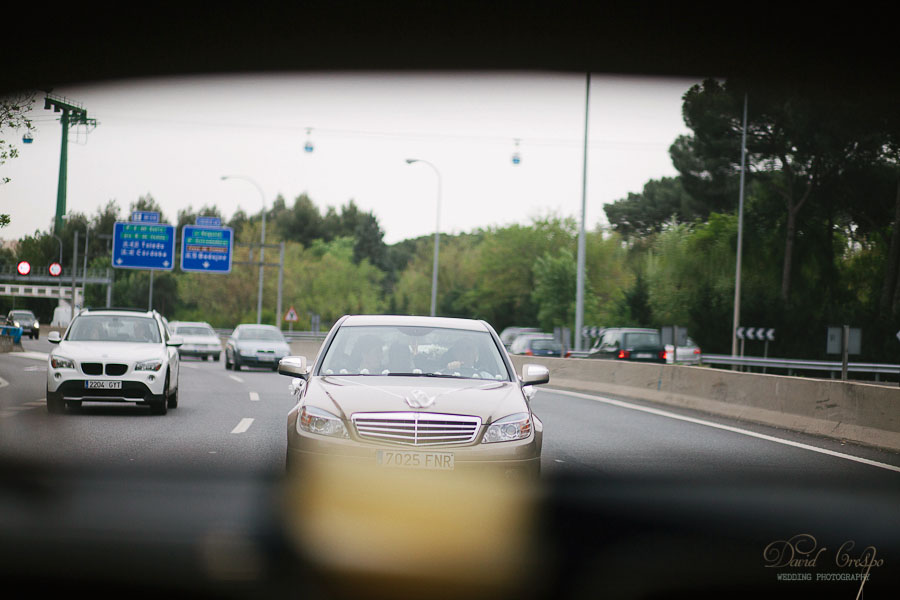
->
(3, 78), (900, 362)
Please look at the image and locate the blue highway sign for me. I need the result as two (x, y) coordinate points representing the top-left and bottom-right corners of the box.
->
(113, 222), (176, 270)
(180, 225), (233, 273)
(131, 211), (160, 223)
(196, 216), (222, 227)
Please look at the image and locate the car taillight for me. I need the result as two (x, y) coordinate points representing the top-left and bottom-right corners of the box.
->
(525, 349), (533, 356)
(617, 350), (630, 359)
(565, 351), (571, 358)
(694, 348), (701, 354)
(659, 350), (667, 360)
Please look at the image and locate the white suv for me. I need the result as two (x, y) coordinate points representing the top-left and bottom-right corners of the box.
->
(46, 308), (183, 415)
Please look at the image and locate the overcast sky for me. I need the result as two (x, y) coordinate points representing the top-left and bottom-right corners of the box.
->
(1, 72), (698, 245)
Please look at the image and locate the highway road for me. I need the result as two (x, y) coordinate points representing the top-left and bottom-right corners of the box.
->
(1, 338), (899, 598)
(2, 337), (899, 482)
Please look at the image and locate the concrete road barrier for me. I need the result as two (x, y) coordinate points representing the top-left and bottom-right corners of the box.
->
(511, 356), (900, 453)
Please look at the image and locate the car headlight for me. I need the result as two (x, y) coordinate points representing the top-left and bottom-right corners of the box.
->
(482, 412), (532, 443)
(50, 355), (75, 369)
(13, 321), (20, 327)
(297, 405), (349, 438)
(135, 359), (163, 371)
(34, 321), (39, 328)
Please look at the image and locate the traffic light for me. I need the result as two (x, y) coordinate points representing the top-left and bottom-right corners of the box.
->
(16, 260), (31, 276)
(49, 262), (62, 277)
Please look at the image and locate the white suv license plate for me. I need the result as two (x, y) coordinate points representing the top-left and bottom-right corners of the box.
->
(377, 450), (455, 471)
(85, 380), (123, 390)
(257, 354), (275, 362)
(635, 353), (654, 359)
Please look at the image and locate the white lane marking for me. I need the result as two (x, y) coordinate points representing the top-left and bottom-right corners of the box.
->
(181, 364), (198, 370)
(249, 391), (260, 402)
(0, 376), (7, 388)
(25, 400), (45, 406)
(0, 411), (15, 419)
(231, 418), (254, 434)
(549, 388), (900, 474)
(24, 366), (46, 372)
(7, 351), (49, 361)
(229, 375), (244, 383)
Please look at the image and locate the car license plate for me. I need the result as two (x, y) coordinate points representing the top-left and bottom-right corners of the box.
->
(258, 354), (275, 362)
(85, 380), (122, 390)
(377, 450), (455, 471)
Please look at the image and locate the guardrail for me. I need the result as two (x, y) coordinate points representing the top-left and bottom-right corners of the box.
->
(701, 354), (900, 380)
(565, 350), (899, 382)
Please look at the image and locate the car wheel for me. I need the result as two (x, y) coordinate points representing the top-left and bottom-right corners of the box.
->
(234, 355), (242, 371)
(151, 374), (169, 415)
(167, 373), (179, 409)
(225, 351), (232, 370)
(202, 355), (208, 361)
(213, 353), (220, 362)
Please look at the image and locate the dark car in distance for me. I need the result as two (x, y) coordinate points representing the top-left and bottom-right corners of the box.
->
(510, 335), (569, 357)
(587, 327), (666, 363)
(5, 309), (39, 339)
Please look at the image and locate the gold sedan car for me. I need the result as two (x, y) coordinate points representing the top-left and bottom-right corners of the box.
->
(279, 314), (548, 479)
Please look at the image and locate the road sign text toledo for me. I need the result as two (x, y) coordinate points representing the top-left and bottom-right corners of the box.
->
(180, 226), (233, 273)
(113, 222), (175, 270)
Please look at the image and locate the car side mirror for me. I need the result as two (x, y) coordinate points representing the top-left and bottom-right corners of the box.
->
(48, 331), (61, 344)
(167, 336), (184, 347)
(278, 355), (309, 380)
(521, 363), (550, 386)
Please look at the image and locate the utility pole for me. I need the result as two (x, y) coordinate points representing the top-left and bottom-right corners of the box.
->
(731, 93), (749, 357)
(44, 94), (97, 232)
(70, 231), (79, 323)
(575, 72), (590, 352)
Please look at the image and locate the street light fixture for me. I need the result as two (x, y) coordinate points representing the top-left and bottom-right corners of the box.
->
(221, 175), (267, 324)
(405, 158), (441, 317)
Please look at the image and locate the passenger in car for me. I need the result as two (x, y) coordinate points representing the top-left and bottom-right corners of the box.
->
(353, 335), (384, 374)
(387, 342), (415, 373)
(445, 340), (480, 372)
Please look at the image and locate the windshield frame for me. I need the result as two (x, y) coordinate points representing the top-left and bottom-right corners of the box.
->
(65, 314), (162, 344)
(316, 322), (514, 382)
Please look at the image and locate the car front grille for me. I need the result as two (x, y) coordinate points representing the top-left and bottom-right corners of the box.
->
(82, 363), (103, 375)
(105, 363), (128, 376)
(352, 412), (482, 447)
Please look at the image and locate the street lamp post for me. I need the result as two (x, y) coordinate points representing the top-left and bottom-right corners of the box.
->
(405, 158), (441, 317)
(221, 175), (266, 324)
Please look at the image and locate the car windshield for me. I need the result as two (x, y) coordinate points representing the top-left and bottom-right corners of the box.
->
(238, 328), (285, 342)
(67, 315), (161, 343)
(176, 326), (215, 336)
(320, 325), (510, 380)
(531, 339), (562, 352)
(623, 332), (660, 347)
(11, 311), (34, 319)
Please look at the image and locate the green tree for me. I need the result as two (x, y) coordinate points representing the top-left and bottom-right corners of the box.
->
(604, 177), (698, 238)
(1, 91), (35, 194)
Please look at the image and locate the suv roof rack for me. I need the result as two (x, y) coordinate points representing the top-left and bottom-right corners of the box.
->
(82, 307), (154, 313)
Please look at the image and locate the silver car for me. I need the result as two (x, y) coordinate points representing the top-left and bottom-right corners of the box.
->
(225, 324), (291, 371)
(170, 321), (222, 361)
(279, 314), (548, 480)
